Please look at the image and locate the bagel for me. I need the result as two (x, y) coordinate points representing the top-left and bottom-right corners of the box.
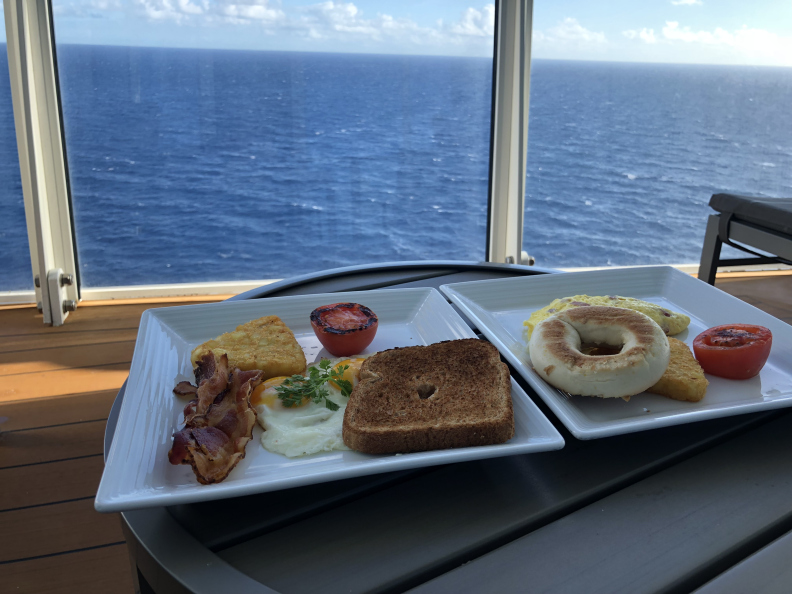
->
(528, 306), (670, 399)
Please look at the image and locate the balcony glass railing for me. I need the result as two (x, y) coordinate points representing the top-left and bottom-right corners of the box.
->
(523, 4), (792, 268)
(50, 2), (495, 288)
(1, 35), (32, 291)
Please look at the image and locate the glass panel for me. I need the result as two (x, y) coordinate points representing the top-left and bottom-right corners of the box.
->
(51, 2), (495, 287)
(525, 4), (792, 268)
(1, 21), (33, 291)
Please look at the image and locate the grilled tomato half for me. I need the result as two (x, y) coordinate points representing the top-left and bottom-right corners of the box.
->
(310, 303), (378, 357)
(692, 324), (772, 379)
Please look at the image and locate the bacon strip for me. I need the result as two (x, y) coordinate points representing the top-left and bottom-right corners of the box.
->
(173, 381), (197, 397)
(168, 353), (262, 484)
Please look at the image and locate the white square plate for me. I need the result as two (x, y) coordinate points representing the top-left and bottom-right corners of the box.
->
(441, 266), (792, 440)
(95, 287), (565, 512)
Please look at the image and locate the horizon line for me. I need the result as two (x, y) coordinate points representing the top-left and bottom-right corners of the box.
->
(1, 40), (791, 69)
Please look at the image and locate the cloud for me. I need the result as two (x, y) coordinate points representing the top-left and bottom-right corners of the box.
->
(670, 0), (702, 5)
(533, 17), (607, 56)
(547, 18), (606, 43)
(217, 0), (284, 25)
(450, 5), (495, 37)
(286, 1), (496, 52)
(623, 28), (657, 44)
(133, 0), (206, 23)
(663, 21), (792, 61)
(662, 21), (731, 44)
(297, 2), (384, 38)
(68, 0), (490, 52)
(53, 0), (124, 18)
(621, 20), (792, 65)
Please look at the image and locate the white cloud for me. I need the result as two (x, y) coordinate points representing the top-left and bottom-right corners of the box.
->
(290, 2), (494, 50)
(617, 19), (792, 66)
(134, 0), (205, 22)
(116, 0), (494, 49)
(533, 17), (607, 57)
(129, 0), (291, 24)
(670, 0), (702, 5)
(623, 28), (657, 44)
(644, 21), (792, 65)
(218, 0), (284, 24)
(53, 0), (124, 17)
(662, 21), (732, 44)
(549, 18), (606, 43)
(50, 2), (498, 55)
(450, 6), (495, 37)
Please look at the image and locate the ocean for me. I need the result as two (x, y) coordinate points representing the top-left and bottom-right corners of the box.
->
(2, 45), (791, 290)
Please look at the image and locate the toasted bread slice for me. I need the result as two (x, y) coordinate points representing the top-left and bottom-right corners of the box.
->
(191, 315), (306, 380)
(647, 337), (708, 402)
(342, 339), (514, 454)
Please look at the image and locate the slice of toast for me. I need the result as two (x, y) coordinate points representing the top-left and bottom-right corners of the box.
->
(646, 337), (708, 402)
(342, 339), (514, 454)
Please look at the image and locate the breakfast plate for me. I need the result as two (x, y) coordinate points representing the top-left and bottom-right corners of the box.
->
(441, 266), (792, 440)
(95, 287), (565, 513)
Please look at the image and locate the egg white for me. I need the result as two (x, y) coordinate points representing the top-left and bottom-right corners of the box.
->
(254, 356), (366, 458)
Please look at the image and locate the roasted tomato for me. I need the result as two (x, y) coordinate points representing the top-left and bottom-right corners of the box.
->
(310, 303), (378, 357)
(692, 324), (772, 379)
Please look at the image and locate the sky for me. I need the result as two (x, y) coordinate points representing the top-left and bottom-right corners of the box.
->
(2, 0), (792, 66)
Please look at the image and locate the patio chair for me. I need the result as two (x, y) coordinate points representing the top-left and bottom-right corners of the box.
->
(698, 193), (792, 285)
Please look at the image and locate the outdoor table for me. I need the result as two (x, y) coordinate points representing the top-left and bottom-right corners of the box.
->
(103, 261), (792, 594)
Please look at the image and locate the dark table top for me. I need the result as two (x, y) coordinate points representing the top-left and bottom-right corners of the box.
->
(106, 261), (792, 594)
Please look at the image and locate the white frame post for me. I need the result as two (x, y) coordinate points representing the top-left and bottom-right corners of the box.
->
(4, 0), (78, 324)
(488, 0), (532, 265)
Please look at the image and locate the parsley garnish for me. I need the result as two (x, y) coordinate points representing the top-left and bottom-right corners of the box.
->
(274, 359), (353, 411)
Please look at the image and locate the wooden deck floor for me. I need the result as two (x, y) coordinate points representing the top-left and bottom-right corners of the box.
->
(0, 295), (229, 594)
(0, 273), (790, 594)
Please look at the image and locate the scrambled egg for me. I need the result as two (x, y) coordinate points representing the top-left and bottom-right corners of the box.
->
(523, 295), (690, 338)
(191, 315), (307, 380)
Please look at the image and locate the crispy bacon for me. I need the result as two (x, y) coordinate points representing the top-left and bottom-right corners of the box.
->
(173, 381), (197, 397)
(168, 353), (262, 484)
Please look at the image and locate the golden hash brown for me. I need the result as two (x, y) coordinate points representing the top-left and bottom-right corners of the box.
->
(191, 315), (306, 381)
(647, 337), (708, 402)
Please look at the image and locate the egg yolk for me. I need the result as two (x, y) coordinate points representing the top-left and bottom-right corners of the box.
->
(330, 358), (366, 389)
(250, 376), (308, 408)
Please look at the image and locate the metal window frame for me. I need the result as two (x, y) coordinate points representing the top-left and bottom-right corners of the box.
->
(4, 0), (78, 323)
(2, 0), (533, 314)
(487, 0), (532, 266)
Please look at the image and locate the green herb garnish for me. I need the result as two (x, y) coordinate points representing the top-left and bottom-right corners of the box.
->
(274, 359), (353, 411)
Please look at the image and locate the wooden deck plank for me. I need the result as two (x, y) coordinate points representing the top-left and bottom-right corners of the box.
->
(0, 341), (136, 376)
(716, 275), (792, 325)
(0, 544), (133, 594)
(0, 390), (116, 432)
(0, 304), (150, 335)
(0, 364), (130, 403)
(0, 543), (134, 594)
(0, 328), (138, 355)
(0, 499), (125, 562)
(0, 456), (105, 511)
(0, 298), (222, 337)
(0, 421), (106, 469)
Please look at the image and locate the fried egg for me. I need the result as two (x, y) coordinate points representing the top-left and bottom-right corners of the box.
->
(250, 357), (367, 458)
(523, 295), (690, 339)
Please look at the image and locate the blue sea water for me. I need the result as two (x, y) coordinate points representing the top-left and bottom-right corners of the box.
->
(1, 46), (791, 290)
